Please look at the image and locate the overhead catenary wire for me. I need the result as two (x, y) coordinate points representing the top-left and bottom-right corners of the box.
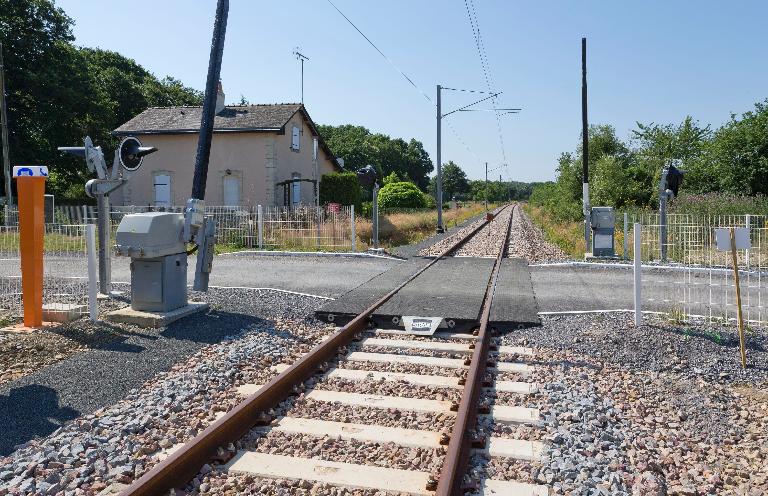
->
(324, 0), (485, 170)
(325, 0), (432, 104)
(463, 0), (511, 172)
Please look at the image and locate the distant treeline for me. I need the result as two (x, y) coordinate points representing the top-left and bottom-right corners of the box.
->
(530, 99), (768, 220)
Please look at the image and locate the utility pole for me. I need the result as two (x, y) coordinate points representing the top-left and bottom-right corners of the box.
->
(293, 48), (309, 105)
(484, 162), (488, 211)
(435, 84), (444, 232)
(435, 85), (519, 230)
(0, 42), (12, 209)
(581, 37), (591, 253)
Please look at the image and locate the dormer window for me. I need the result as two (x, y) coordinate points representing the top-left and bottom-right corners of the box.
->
(291, 125), (300, 151)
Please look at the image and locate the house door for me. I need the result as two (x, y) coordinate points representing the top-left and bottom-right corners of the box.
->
(292, 173), (301, 206)
(154, 174), (171, 207)
(223, 176), (240, 206)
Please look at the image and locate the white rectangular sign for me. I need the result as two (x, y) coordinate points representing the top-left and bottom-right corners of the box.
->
(402, 316), (443, 336)
(13, 166), (48, 178)
(715, 227), (751, 251)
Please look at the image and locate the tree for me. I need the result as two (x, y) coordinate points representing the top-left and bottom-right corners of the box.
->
(705, 100), (768, 195)
(317, 124), (434, 190)
(439, 161), (469, 200)
(631, 116), (711, 197)
(0, 0), (202, 200)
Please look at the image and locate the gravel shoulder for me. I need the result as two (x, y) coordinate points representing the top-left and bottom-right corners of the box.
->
(0, 298), (133, 386)
(500, 313), (767, 495)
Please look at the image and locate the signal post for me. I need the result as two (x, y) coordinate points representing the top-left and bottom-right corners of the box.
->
(13, 166), (48, 328)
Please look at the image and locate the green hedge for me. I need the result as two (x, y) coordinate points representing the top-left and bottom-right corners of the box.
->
(319, 172), (362, 209)
(377, 181), (427, 209)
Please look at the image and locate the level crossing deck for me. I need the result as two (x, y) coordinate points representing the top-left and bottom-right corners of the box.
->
(315, 256), (539, 332)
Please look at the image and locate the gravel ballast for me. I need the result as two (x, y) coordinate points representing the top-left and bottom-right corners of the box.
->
(453, 206), (513, 258)
(495, 313), (767, 495)
(507, 204), (569, 263)
(417, 205), (507, 258)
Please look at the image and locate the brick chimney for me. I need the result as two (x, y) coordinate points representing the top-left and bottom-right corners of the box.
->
(215, 80), (225, 114)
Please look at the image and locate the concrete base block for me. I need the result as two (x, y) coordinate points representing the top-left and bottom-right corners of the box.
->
(104, 302), (209, 328)
(42, 303), (87, 323)
(583, 254), (621, 262)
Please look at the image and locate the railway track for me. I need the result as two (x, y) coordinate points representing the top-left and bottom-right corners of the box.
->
(120, 203), (549, 496)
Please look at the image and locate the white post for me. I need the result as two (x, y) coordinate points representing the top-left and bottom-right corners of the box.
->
(350, 204), (356, 252)
(86, 224), (98, 322)
(633, 222), (642, 326)
(257, 204), (264, 249)
(745, 214), (751, 269)
(623, 212), (628, 260)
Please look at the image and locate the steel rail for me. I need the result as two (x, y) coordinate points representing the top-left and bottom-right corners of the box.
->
(435, 203), (515, 496)
(120, 206), (509, 496)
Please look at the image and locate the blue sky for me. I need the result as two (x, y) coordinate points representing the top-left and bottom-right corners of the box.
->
(56, 0), (768, 182)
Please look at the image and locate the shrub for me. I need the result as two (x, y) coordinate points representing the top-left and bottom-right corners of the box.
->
(361, 201), (373, 218)
(319, 172), (362, 209)
(377, 181), (427, 210)
(423, 192), (436, 208)
(383, 171), (402, 185)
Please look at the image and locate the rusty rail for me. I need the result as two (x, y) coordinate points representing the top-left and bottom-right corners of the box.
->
(120, 207), (509, 496)
(435, 204), (514, 495)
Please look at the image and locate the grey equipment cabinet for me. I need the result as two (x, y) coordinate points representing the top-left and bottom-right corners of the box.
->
(115, 212), (188, 312)
(590, 207), (615, 257)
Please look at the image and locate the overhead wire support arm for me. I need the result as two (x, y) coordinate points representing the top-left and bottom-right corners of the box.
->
(440, 86), (494, 93)
(441, 91), (502, 118)
(457, 108), (520, 113)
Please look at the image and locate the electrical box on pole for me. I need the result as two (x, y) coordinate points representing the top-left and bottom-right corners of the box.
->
(590, 206), (616, 258)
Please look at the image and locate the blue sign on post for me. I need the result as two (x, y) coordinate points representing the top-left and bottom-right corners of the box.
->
(13, 166), (49, 178)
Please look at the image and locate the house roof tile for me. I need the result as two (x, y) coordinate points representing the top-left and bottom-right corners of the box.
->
(112, 103), (303, 135)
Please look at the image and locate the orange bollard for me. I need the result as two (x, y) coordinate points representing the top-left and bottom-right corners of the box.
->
(14, 166), (47, 328)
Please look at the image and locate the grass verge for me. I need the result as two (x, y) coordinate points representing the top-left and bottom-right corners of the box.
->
(523, 203), (587, 258)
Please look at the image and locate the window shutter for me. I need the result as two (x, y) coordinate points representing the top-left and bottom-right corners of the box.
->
(291, 126), (300, 150)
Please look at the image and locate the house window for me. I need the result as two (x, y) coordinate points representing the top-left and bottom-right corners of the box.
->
(154, 173), (171, 207)
(291, 125), (300, 151)
(292, 173), (301, 206)
(223, 175), (241, 206)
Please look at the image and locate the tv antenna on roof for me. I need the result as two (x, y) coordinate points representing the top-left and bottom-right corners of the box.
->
(293, 47), (309, 104)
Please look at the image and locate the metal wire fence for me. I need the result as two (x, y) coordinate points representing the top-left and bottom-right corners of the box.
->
(615, 214), (768, 328)
(3, 204), (358, 252)
(0, 224), (89, 319)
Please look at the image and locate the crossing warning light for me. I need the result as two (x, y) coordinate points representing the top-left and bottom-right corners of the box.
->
(664, 164), (684, 198)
